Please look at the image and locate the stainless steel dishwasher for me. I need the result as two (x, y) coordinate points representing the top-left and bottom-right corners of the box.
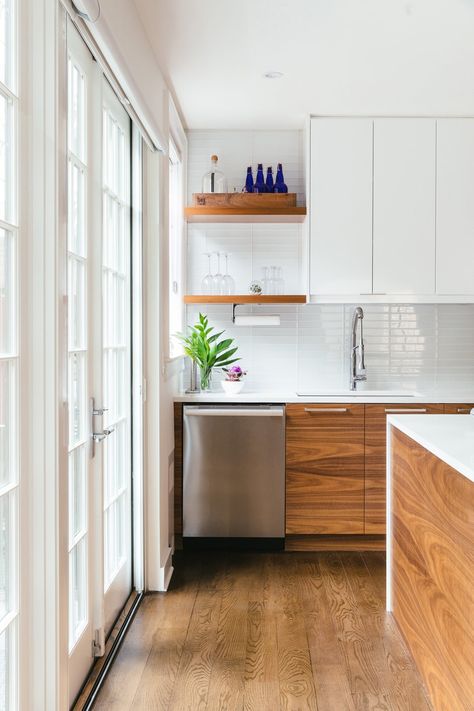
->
(183, 404), (285, 549)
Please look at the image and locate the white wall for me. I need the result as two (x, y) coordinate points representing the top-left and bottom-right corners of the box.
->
(187, 128), (305, 203)
(89, 0), (168, 147)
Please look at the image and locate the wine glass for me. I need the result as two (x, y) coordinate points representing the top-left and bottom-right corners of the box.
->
(211, 251), (224, 294)
(221, 253), (236, 295)
(201, 252), (213, 294)
(277, 266), (285, 295)
(261, 266), (269, 294)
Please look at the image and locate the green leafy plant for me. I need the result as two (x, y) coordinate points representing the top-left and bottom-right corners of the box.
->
(175, 313), (240, 390)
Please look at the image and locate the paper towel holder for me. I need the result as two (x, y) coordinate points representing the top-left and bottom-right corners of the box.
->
(232, 303), (281, 327)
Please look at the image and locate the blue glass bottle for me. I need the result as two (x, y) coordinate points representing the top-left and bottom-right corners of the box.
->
(274, 163), (288, 193)
(244, 166), (254, 193)
(265, 166), (274, 192)
(254, 163), (267, 193)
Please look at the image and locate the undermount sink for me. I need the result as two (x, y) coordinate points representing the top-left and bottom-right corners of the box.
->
(296, 390), (421, 398)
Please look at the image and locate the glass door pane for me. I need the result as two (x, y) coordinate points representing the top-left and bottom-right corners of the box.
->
(67, 47), (89, 653)
(102, 82), (132, 630)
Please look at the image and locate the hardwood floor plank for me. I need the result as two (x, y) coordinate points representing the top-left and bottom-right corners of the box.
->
(318, 552), (381, 697)
(167, 589), (222, 711)
(342, 553), (433, 710)
(128, 627), (187, 711)
(272, 555), (319, 710)
(206, 660), (245, 711)
(243, 600), (280, 711)
(294, 554), (356, 711)
(215, 587), (249, 661)
(352, 690), (392, 711)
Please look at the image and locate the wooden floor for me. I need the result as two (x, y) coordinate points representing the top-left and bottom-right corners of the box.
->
(92, 551), (433, 711)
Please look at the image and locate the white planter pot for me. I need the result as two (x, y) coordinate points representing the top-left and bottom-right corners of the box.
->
(220, 380), (244, 395)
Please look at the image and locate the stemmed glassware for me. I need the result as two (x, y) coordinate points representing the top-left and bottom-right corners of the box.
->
(211, 252), (223, 294)
(276, 267), (285, 295)
(201, 252), (213, 294)
(221, 253), (235, 295)
(200, 250), (236, 295)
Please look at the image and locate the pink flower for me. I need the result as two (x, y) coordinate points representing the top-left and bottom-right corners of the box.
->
(223, 365), (247, 381)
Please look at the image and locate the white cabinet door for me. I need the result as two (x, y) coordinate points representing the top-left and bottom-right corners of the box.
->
(310, 118), (373, 295)
(373, 119), (436, 294)
(436, 119), (474, 295)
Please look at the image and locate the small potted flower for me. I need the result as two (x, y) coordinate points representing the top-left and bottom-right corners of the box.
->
(221, 365), (247, 395)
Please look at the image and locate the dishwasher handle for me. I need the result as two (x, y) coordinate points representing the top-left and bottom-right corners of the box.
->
(184, 406), (284, 417)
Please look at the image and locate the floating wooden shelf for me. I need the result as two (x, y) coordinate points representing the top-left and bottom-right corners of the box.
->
(183, 294), (307, 304)
(184, 206), (307, 223)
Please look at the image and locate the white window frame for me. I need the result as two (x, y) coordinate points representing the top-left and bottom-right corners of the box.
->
(0, 0), (20, 708)
(168, 134), (185, 359)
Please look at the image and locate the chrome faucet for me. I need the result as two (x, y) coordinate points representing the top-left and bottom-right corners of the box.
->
(350, 306), (367, 391)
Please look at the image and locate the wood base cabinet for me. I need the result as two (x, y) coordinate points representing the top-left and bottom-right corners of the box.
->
(365, 404), (443, 534)
(286, 404), (365, 534)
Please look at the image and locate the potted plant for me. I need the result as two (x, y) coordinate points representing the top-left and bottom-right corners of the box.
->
(221, 365), (247, 395)
(175, 313), (240, 391)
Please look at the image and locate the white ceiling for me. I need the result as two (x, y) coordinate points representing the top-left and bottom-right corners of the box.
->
(134, 0), (474, 129)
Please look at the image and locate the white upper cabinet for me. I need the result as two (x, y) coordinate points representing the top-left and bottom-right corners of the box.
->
(373, 119), (436, 294)
(436, 119), (474, 295)
(310, 118), (373, 295)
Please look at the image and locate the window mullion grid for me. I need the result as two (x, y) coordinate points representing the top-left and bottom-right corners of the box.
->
(104, 484), (126, 512)
(68, 526), (87, 555)
(67, 436), (88, 456)
(68, 151), (87, 175)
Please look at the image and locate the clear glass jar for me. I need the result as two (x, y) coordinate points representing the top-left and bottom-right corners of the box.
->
(202, 154), (228, 193)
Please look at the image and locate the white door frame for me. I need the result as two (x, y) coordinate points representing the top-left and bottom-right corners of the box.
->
(131, 124), (145, 594)
(21, 1), (69, 709)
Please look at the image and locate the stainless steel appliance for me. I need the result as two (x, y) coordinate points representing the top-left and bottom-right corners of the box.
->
(183, 404), (285, 548)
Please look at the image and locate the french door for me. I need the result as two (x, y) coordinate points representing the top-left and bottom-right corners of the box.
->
(67, 23), (133, 705)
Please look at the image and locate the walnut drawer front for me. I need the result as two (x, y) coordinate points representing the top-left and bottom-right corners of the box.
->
(286, 404), (365, 535)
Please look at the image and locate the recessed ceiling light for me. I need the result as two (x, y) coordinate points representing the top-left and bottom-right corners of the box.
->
(264, 71), (284, 80)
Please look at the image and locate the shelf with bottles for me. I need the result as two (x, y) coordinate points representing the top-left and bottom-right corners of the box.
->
(184, 206), (306, 223)
(187, 156), (306, 222)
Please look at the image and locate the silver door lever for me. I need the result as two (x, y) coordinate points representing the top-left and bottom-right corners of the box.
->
(92, 406), (108, 416)
(92, 427), (114, 443)
(90, 398), (111, 457)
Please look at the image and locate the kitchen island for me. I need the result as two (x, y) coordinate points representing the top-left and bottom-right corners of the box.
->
(387, 414), (474, 711)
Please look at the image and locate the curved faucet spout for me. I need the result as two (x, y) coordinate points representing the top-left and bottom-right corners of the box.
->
(350, 306), (367, 391)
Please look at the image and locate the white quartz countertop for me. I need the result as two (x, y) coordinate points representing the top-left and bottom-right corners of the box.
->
(387, 414), (474, 483)
(174, 390), (474, 404)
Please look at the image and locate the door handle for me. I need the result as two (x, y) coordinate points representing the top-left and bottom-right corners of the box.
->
(304, 407), (348, 413)
(92, 427), (114, 443)
(384, 408), (427, 413)
(90, 398), (111, 457)
(92, 406), (109, 416)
